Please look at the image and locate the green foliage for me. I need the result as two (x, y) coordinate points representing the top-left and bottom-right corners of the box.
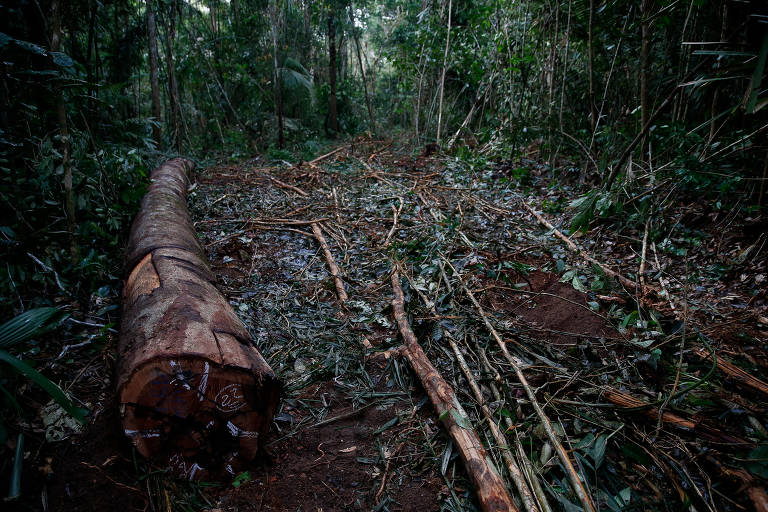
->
(0, 308), (88, 426)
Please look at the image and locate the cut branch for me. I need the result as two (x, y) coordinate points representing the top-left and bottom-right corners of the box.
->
(695, 348), (768, 397)
(443, 259), (596, 512)
(391, 271), (517, 512)
(521, 201), (638, 291)
(311, 222), (348, 303)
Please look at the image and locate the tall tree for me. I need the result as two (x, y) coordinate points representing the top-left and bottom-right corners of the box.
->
(164, 1), (182, 152)
(147, 1), (162, 147)
(350, 3), (375, 132)
(436, 0), (452, 143)
(640, 0), (652, 160)
(51, 0), (78, 263)
(270, 0), (285, 148)
(327, 7), (339, 136)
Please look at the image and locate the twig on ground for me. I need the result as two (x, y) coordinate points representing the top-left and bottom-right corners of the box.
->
(520, 202), (638, 291)
(383, 198), (404, 247)
(269, 176), (309, 197)
(311, 222), (349, 303)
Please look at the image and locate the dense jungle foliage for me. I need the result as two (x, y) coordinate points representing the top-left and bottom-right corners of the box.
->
(1, 0), (766, 315)
(0, 0), (767, 508)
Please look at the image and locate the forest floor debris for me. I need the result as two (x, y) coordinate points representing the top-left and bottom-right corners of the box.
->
(5, 140), (767, 511)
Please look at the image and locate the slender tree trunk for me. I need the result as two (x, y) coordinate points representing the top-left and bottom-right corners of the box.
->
(232, 0), (239, 30)
(708, 0), (727, 144)
(270, 0), (284, 148)
(350, 6), (375, 133)
(147, 1), (162, 147)
(640, 0), (651, 161)
(414, 42), (427, 141)
(51, 0), (78, 263)
(327, 10), (339, 136)
(303, 0), (311, 64)
(558, 0), (572, 131)
(86, 2), (98, 124)
(165, 1), (182, 152)
(209, 0), (217, 34)
(588, 0), (596, 138)
(547, 4), (560, 120)
(436, 0), (452, 144)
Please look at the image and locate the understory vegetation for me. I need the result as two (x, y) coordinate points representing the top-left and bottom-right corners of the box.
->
(1, 0), (767, 510)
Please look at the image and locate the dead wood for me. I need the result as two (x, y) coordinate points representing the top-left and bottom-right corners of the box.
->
(695, 348), (768, 396)
(520, 202), (638, 291)
(269, 175), (309, 197)
(444, 259), (597, 512)
(390, 271), (518, 512)
(311, 222), (349, 303)
(119, 158), (281, 480)
(449, 335), (540, 512)
(310, 145), (350, 165)
(603, 389), (749, 445)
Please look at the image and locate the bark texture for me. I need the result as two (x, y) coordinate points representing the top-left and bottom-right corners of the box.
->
(118, 159), (281, 480)
(391, 272), (516, 512)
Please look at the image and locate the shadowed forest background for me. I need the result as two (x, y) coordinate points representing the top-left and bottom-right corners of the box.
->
(1, 0), (768, 510)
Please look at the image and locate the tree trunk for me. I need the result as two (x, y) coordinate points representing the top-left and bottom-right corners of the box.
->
(588, 0), (596, 138)
(51, 0), (78, 264)
(327, 10), (339, 136)
(436, 0), (452, 144)
(165, 1), (182, 152)
(119, 159), (281, 480)
(270, 0), (284, 148)
(86, 2), (98, 124)
(147, 1), (162, 147)
(640, 0), (651, 160)
(558, 0), (572, 131)
(350, 5), (375, 132)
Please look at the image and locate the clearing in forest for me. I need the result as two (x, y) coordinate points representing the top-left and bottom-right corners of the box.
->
(34, 141), (768, 511)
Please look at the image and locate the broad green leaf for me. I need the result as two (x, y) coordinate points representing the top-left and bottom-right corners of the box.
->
(0, 307), (67, 349)
(0, 350), (87, 424)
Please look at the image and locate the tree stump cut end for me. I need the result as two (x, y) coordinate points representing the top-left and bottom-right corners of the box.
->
(119, 159), (281, 479)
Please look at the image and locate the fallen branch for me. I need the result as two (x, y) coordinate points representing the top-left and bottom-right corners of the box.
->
(521, 201), (638, 291)
(391, 271), (517, 512)
(443, 258), (596, 512)
(311, 222), (349, 303)
(382, 197), (404, 247)
(269, 176), (309, 197)
(477, 347), (553, 512)
(449, 334), (540, 512)
(695, 348), (768, 397)
(310, 145), (350, 165)
(604, 389), (749, 445)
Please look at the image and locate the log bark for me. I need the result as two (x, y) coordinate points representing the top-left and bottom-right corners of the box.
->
(118, 159), (281, 480)
(391, 271), (516, 512)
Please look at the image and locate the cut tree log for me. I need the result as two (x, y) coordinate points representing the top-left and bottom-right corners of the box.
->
(391, 271), (517, 512)
(118, 158), (281, 480)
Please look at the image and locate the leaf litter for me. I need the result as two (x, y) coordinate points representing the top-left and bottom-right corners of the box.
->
(21, 139), (768, 512)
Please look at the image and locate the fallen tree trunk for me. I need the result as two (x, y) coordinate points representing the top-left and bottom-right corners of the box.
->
(118, 158), (281, 480)
(391, 271), (517, 512)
